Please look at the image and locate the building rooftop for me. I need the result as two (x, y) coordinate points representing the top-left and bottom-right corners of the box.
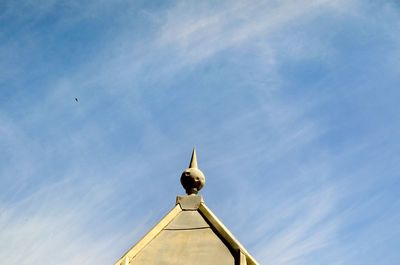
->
(114, 149), (259, 265)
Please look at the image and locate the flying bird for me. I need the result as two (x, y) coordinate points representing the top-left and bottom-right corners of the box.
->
(75, 97), (78, 102)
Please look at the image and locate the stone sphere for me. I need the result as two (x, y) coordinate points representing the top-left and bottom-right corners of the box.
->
(180, 167), (205, 195)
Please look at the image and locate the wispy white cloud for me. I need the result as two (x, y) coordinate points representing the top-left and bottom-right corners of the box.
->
(156, 0), (349, 66)
(1, 1), (400, 265)
(253, 186), (339, 264)
(0, 175), (152, 265)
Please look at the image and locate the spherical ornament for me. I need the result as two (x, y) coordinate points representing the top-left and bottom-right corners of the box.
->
(180, 167), (205, 195)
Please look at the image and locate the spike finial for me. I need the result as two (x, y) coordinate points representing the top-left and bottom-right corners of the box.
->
(189, 148), (198, 169)
(180, 148), (206, 195)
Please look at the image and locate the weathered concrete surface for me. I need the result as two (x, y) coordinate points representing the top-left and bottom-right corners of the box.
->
(129, 228), (235, 265)
(114, 150), (259, 265)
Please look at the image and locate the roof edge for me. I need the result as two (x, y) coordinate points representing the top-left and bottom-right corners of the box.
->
(114, 198), (259, 265)
(114, 204), (182, 265)
(198, 203), (259, 265)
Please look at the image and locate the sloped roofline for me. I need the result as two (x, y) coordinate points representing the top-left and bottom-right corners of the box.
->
(114, 195), (259, 265)
(198, 202), (259, 265)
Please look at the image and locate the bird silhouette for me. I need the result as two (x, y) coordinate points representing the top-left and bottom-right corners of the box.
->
(75, 98), (78, 102)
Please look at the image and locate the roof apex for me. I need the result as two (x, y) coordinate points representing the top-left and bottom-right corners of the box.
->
(115, 195), (259, 265)
(176, 194), (203, 210)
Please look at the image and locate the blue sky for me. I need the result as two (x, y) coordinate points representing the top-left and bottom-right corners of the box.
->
(1, 1), (399, 264)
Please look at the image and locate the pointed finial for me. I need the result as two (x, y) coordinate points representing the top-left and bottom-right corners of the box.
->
(180, 148), (206, 195)
(189, 148), (198, 169)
